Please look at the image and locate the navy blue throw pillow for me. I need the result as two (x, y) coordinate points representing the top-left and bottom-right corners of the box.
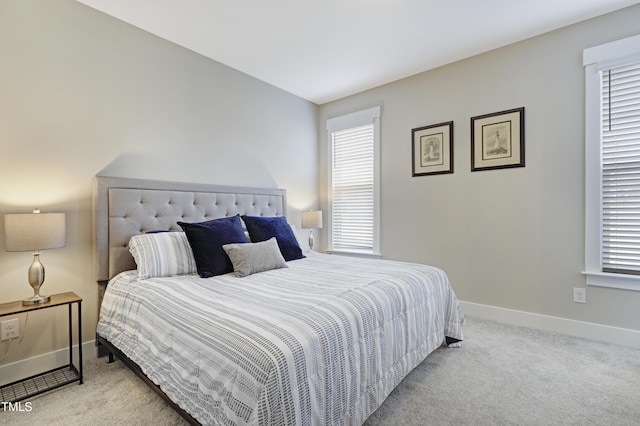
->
(178, 215), (247, 278)
(242, 215), (304, 261)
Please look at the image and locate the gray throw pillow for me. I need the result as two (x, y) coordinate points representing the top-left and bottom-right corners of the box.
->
(223, 237), (288, 277)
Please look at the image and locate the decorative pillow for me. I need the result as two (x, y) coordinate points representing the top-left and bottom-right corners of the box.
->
(178, 215), (248, 278)
(241, 215), (304, 261)
(223, 237), (288, 277)
(288, 224), (307, 253)
(128, 231), (197, 278)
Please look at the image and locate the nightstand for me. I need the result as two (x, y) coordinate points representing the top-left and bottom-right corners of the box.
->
(0, 292), (83, 402)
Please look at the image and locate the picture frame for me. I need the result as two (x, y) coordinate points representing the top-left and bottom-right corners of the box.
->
(471, 107), (525, 172)
(411, 121), (454, 176)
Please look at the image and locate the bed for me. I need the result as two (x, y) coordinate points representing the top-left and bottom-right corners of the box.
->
(93, 176), (464, 425)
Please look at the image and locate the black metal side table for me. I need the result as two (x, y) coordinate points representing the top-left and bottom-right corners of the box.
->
(0, 292), (83, 402)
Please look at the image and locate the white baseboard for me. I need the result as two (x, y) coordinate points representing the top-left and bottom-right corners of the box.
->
(460, 301), (640, 349)
(0, 340), (97, 386)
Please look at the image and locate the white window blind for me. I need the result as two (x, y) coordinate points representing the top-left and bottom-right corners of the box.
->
(601, 61), (640, 275)
(331, 124), (374, 251)
(327, 106), (380, 255)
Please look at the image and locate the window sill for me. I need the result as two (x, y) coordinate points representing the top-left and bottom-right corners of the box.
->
(582, 270), (640, 292)
(326, 249), (381, 259)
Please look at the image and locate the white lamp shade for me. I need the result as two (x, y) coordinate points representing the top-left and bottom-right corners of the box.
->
(4, 212), (66, 252)
(301, 210), (323, 229)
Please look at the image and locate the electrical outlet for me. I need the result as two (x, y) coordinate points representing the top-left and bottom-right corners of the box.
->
(1, 318), (19, 341)
(573, 287), (587, 304)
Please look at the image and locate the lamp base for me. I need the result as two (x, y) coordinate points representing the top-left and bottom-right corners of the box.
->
(308, 230), (315, 251)
(24, 252), (50, 305)
(23, 295), (50, 306)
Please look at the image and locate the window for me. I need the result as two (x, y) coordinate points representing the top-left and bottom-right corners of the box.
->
(601, 62), (640, 275)
(584, 34), (640, 290)
(327, 106), (381, 256)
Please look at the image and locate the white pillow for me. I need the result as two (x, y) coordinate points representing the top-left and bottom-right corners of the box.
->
(223, 237), (288, 277)
(288, 224), (308, 253)
(129, 232), (197, 278)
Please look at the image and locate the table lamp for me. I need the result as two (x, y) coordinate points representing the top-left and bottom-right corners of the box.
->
(4, 209), (66, 305)
(301, 210), (323, 251)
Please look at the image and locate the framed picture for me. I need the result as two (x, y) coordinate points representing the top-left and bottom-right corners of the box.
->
(471, 107), (525, 172)
(412, 121), (454, 176)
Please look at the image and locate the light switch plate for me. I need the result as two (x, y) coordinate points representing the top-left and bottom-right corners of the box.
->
(573, 288), (587, 304)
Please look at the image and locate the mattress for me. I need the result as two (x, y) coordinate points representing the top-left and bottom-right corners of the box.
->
(97, 251), (464, 425)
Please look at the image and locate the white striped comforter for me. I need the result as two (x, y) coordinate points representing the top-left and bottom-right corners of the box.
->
(97, 252), (464, 425)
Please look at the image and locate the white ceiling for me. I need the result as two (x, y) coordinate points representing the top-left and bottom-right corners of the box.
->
(76, 0), (640, 104)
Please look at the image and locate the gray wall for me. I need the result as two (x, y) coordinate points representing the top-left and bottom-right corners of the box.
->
(318, 5), (640, 332)
(0, 0), (318, 364)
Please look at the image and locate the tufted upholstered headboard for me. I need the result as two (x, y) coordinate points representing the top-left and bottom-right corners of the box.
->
(93, 176), (286, 285)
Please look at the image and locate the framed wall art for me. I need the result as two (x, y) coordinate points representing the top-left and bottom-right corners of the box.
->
(411, 121), (453, 177)
(471, 107), (525, 172)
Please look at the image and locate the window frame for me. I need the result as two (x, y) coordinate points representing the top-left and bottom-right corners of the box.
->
(583, 34), (640, 291)
(326, 106), (381, 257)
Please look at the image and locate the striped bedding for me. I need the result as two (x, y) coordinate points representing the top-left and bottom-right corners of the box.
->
(97, 251), (464, 425)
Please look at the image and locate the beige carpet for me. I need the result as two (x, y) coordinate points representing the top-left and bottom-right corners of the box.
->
(2, 316), (639, 425)
(1, 352), (189, 426)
